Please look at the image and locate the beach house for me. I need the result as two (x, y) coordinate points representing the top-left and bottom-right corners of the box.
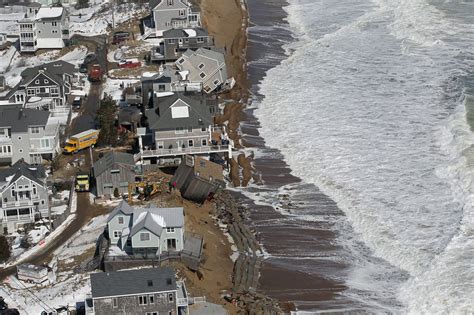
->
(0, 159), (49, 235)
(87, 267), (189, 315)
(138, 93), (231, 166)
(144, 0), (201, 38)
(175, 48), (228, 93)
(107, 201), (185, 257)
(18, 6), (69, 53)
(0, 107), (61, 165)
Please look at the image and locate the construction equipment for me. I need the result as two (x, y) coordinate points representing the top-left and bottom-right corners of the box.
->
(128, 181), (161, 203)
(63, 129), (99, 154)
(88, 64), (103, 82)
(75, 174), (90, 192)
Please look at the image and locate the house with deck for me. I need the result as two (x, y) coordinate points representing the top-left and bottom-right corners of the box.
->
(87, 267), (189, 315)
(143, 0), (201, 38)
(138, 93), (231, 166)
(0, 107), (61, 165)
(107, 200), (185, 256)
(18, 6), (70, 53)
(175, 48), (228, 94)
(93, 152), (137, 198)
(150, 27), (214, 62)
(0, 159), (49, 235)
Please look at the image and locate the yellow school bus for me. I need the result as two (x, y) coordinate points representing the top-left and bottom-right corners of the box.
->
(63, 129), (99, 154)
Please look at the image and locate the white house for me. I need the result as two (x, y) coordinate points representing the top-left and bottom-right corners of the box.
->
(18, 6), (69, 52)
(145, 0), (201, 38)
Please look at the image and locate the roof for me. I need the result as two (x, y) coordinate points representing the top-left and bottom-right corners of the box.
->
(35, 7), (64, 20)
(93, 151), (135, 177)
(136, 206), (184, 227)
(21, 60), (75, 87)
(163, 27), (208, 39)
(90, 267), (176, 299)
(146, 93), (212, 131)
(182, 47), (226, 65)
(130, 211), (165, 237)
(149, 0), (162, 9)
(107, 200), (135, 222)
(0, 159), (46, 187)
(0, 107), (49, 132)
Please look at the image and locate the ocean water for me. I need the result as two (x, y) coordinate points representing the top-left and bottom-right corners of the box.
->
(250, 0), (474, 312)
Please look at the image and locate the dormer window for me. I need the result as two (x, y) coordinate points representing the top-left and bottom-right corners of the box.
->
(198, 63), (205, 70)
(178, 58), (185, 64)
(199, 72), (206, 79)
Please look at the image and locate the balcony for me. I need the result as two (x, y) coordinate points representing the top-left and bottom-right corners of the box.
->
(179, 37), (214, 50)
(136, 144), (231, 161)
(2, 199), (35, 208)
(20, 46), (36, 52)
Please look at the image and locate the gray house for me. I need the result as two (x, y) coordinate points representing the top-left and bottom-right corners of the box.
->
(0, 159), (49, 235)
(88, 267), (189, 315)
(145, 0), (201, 38)
(0, 60), (75, 114)
(139, 93), (231, 165)
(107, 201), (185, 256)
(18, 6), (70, 53)
(93, 152), (136, 197)
(172, 155), (225, 203)
(176, 48), (228, 93)
(0, 107), (61, 165)
(151, 27), (214, 62)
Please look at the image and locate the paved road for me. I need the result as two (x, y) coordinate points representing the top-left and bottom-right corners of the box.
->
(70, 35), (108, 135)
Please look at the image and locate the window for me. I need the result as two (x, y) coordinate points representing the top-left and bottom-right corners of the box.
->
(175, 127), (185, 134)
(188, 139), (193, 147)
(35, 80), (39, 84)
(50, 87), (59, 95)
(187, 126), (192, 132)
(44, 79), (49, 84)
(19, 149), (23, 153)
(18, 136), (22, 140)
(31, 127), (40, 134)
(149, 295), (154, 304)
(213, 79), (220, 86)
(168, 39), (175, 44)
(104, 183), (113, 188)
(201, 139), (207, 146)
(158, 84), (166, 92)
(198, 63), (205, 70)
(113, 231), (121, 238)
(52, 21), (57, 26)
(41, 200), (45, 205)
(113, 297), (118, 308)
(138, 295), (148, 305)
(27, 89), (35, 96)
(178, 58), (185, 64)
(40, 139), (50, 148)
(140, 232), (150, 241)
(110, 169), (120, 174)
(168, 293), (174, 302)
(179, 9), (185, 16)
(166, 227), (175, 233)
(197, 37), (204, 43)
(167, 0), (173, 5)
(199, 72), (206, 79)
(145, 313), (158, 315)
(157, 141), (164, 149)
(118, 217), (124, 224)
(33, 185), (36, 195)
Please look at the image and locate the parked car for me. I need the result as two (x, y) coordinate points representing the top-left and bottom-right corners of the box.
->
(84, 53), (96, 64)
(118, 58), (141, 68)
(79, 63), (88, 73)
(72, 96), (82, 109)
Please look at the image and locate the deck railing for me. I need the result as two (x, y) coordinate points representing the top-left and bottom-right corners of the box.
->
(135, 144), (231, 161)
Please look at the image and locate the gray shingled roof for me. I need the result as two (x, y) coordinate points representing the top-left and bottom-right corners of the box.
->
(93, 151), (135, 177)
(163, 27), (208, 39)
(21, 60), (75, 87)
(107, 200), (135, 222)
(137, 206), (184, 227)
(0, 159), (45, 186)
(130, 211), (164, 237)
(145, 93), (212, 132)
(130, 207), (184, 237)
(90, 267), (176, 298)
(149, 0), (162, 9)
(0, 107), (49, 132)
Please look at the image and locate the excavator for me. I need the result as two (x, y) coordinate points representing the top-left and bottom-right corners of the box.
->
(127, 175), (162, 203)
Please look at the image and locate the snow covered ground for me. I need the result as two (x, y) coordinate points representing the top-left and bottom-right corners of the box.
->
(69, 1), (147, 36)
(1, 214), (109, 314)
(102, 77), (139, 101)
